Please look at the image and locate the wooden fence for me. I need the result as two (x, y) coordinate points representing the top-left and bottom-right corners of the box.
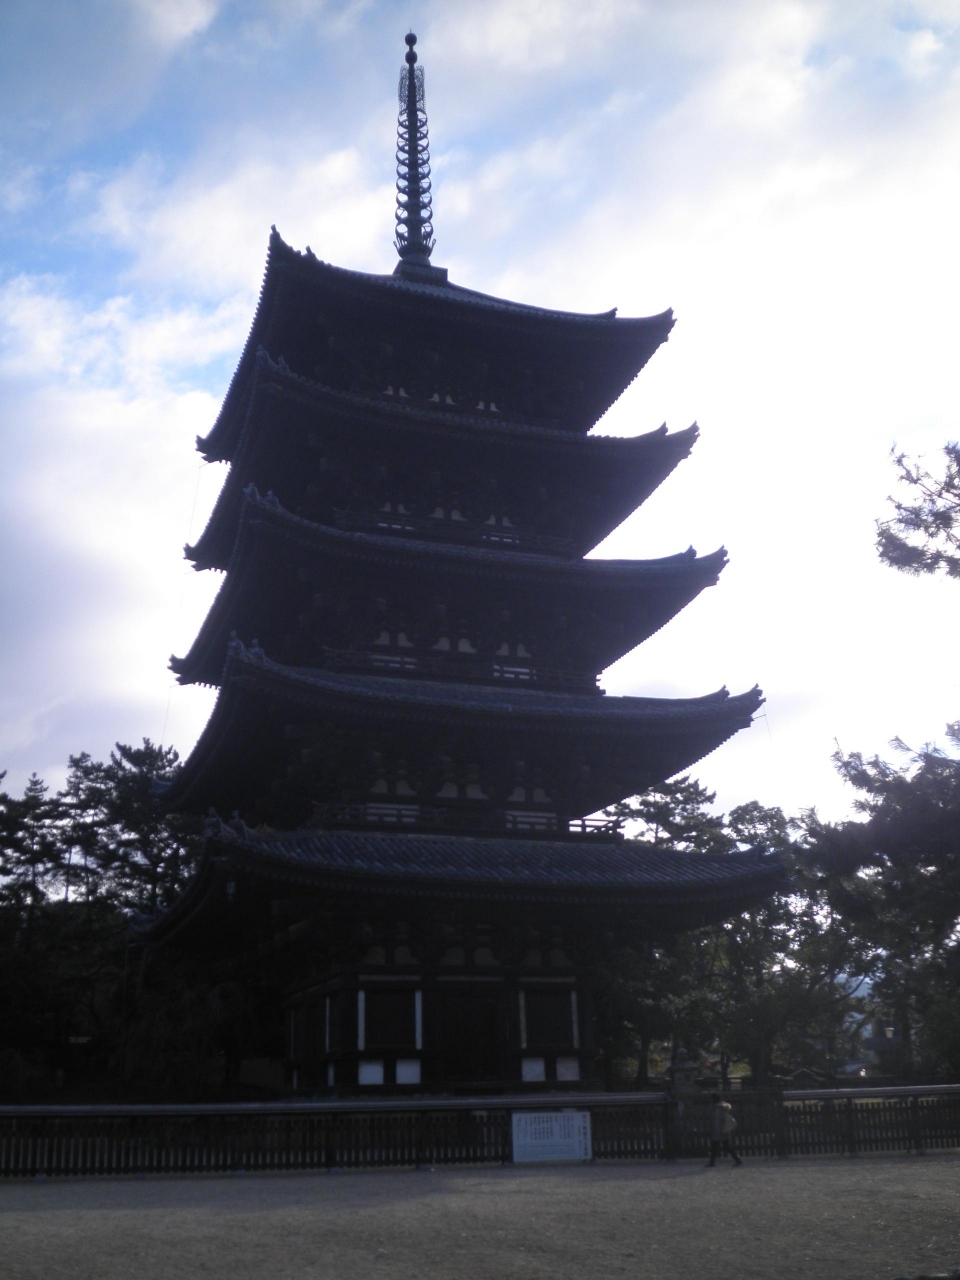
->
(1, 1085), (958, 1178)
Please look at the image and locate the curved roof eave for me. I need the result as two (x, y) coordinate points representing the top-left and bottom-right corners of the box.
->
(139, 826), (785, 946)
(230, 491), (727, 582)
(197, 229), (676, 462)
(242, 650), (762, 724)
(188, 367), (699, 569)
(162, 647), (763, 814)
(281, 228), (672, 327)
(172, 493), (727, 686)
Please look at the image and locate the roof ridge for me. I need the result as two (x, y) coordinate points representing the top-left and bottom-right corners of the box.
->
(276, 229), (670, 327)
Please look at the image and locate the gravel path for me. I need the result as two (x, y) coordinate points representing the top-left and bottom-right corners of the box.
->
(1, 1154), (958, 1280)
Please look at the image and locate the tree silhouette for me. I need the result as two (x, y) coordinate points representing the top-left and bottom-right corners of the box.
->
(877, 442), (960, 579)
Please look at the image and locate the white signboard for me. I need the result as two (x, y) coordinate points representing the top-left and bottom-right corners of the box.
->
(512, 1110), (592, 1163)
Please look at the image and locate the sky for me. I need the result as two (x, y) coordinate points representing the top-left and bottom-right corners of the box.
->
(1, 0), (958, 823)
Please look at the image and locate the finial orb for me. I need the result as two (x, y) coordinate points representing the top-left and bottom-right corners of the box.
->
(405, 31), (417, 63)
(405, 32), (417, 47)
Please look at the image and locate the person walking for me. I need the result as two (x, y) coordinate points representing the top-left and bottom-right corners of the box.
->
(707, 1093), (742, 1167)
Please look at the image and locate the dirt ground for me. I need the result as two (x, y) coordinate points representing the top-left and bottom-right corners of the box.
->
(1, 1153), (958, 1280)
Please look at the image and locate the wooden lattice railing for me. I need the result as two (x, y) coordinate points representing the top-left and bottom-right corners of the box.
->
(2, 1086), (958, 1178)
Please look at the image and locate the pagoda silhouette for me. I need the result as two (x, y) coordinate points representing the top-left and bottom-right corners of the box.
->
(152, 34), (776, 1094)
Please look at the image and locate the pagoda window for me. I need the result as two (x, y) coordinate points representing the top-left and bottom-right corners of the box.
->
(531, 771), (551, 805)
(396, 631), (415, 650)
(373, 630), (391, 647)
(457, 637), (477, 655)
(441, 946), (466, 966)
(507, 763), (528, 803)
(358, 1060), (384, 1086)
(524, 988), (576, 1048)
(287, 1005), (304, 1062)
(436, 757), (458, 799)
(363, 989), (418, 1050)
(395, 761), (416, 797)
(324, 993), (343, 1054)
(432, 633), (451, 652)
(464, 764), (488, 801)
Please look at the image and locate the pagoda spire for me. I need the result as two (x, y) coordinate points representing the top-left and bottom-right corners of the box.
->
(394, 32), (441, 279)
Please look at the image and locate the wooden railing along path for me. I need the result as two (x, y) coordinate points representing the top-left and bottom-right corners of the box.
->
(2, 1085), (959, 1178)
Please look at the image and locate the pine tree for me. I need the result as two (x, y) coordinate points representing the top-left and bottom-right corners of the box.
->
(877, 442), (960, 579)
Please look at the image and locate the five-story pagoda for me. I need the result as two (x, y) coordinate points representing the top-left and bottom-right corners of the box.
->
(151, 34), (777, 1094)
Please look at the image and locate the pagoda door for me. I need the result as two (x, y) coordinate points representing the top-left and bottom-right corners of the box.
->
(438, 989), (503, 1085)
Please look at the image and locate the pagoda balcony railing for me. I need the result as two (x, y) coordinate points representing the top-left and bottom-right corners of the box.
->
(307, 802), (623, 840)
(320, 647), (601, 694)
(330, 507), (575, 556)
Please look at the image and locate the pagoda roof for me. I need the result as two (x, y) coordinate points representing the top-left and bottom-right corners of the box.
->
(198, 348), (697, 466)
(163, 643), (763, 817)
(202, 228), (675, 454)
(190, 354), (697, 569)
(173, 490), (726, 687)
(143, 824), (785, 947)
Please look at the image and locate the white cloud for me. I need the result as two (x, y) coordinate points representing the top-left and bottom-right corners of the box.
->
(131, 0), (222, 47)
(0, 275), (249, 391)
(904, 26), (946, 76)
(91, 146), (393, 295)
(431, 0), (646, 72)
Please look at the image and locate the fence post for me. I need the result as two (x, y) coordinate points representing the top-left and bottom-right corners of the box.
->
(325, 1111), (338, 1170)
(774, 1092), (790, 1158)
(845, 1097), (858, 1156)
(414, 1109), (425, 1169)
(910, 1093), (925, 1155)
(662, 1095), (677, 1161)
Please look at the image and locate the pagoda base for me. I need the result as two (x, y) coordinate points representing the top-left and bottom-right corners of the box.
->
(284, 947), (596, 1097)
(142, 823), (782, 1098)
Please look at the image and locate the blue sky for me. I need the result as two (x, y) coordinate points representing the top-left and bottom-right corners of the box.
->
(2, 0), (959, 820)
